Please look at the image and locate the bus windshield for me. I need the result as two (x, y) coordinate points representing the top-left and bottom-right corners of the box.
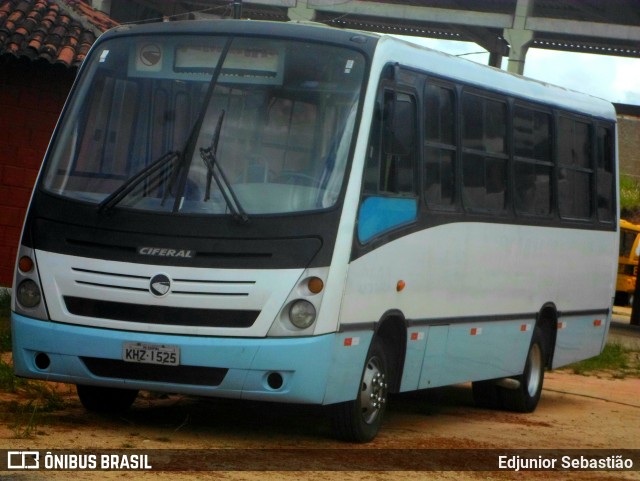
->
(42, 35), (365, 215)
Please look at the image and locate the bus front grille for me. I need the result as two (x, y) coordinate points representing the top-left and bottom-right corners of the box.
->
(80, 357), (228, 386)
(64, 296), (259, 328)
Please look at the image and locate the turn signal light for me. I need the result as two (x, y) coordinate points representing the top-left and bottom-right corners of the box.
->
(18, 256), (34, 273)
(307, 277), (324, 294)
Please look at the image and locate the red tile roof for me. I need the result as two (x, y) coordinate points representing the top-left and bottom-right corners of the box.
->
(0, 0), (119, 67)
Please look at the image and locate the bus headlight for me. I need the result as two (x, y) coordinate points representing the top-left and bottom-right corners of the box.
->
(17, 279), (42, 308)
(289, 300), (316, 329)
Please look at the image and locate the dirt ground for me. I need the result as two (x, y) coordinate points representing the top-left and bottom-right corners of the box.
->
(1, 363), (639, 481)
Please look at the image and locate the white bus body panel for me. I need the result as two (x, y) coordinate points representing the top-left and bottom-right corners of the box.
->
(36, 250), (304, 337)
(340, 223), (616, 390)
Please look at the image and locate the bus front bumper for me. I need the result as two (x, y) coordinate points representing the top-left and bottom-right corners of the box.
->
(11, 314), (371, 405)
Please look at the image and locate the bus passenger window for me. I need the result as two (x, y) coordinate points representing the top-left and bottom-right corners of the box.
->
(596, 126), (615, 223)
(513, 107), (552, 216)
(366, 90), (417, 195)
(382, 92), (417, 194)
(461, 93), (508, 212)
(558, 117), (592, 220)
(424, 84), (456, 207)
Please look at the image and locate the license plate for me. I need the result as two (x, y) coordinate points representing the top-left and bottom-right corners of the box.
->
(122, 342), (180, 366)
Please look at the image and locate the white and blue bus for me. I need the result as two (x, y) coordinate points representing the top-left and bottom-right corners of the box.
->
(12, 20), (618, 442)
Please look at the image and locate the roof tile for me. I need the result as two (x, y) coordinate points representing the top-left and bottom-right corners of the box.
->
(0, 0), (118, 67)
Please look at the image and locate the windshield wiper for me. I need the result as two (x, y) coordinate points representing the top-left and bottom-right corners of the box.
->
(98, 150), (180, 213)
(200, 110), (249, 223)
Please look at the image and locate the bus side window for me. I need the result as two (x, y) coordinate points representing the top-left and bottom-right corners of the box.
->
(364, 90), (417, 195)
(513, 106), (553, 216)
(359, 89), (418, 243)
(461, 92), (508, 213)
(423, 83), (456, 208)
(381, 92), (417, 194)
(596, 125), (615, 223)
(558, 117), (593, 220)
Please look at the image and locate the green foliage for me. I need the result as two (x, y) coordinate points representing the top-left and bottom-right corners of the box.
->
(568, 343), (639, 377)
(0, 358), (24, 391)
(620, 174), (640, 213)
(1, 359), (65, 438)
(0, 359), (64, 408)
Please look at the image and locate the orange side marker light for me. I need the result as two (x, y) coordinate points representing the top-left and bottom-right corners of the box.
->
(18, 256), (34, 273)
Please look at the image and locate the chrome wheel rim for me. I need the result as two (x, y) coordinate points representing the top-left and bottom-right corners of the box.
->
(527, 343), (543, 398)
(359, 355), (388, 425)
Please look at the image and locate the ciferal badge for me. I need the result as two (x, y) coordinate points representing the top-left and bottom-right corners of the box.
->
(149, 273), (171, 297)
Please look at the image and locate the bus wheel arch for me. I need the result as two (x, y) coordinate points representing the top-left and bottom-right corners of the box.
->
(373, 311), (407, 394)
(537, 303), (558, 368)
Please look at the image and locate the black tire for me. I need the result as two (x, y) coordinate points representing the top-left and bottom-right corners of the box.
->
(500, 327), (546, 413)
(331, 338), (389, 443)
(76, 385), (138, 413)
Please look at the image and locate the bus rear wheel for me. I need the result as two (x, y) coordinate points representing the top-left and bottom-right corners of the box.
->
(472, 327), (546, 412)
(76, 385), (139, 413)
(331, 338), (389, 443)
(500, 327), (545, 412)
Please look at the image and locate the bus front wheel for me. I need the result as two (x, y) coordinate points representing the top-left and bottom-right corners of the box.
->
(331, 338), (389, 443)
(76, 385), (139, 413)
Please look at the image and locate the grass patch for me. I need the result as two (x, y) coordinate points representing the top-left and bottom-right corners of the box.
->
(567, 343), (640, 378)
(0, 358), (25, 392)
(0, 290), (64, 439)
(1, 359), (65, 438)
(0, 359), (64, 409)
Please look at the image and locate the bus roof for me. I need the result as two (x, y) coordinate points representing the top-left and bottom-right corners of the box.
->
(102, 19), (615, 121)
(102, 18), (379, 55)
(375, 34), (617, 121)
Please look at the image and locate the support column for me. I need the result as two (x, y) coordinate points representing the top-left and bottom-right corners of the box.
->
(504, 28), (534, 74)
(288, 0), (316, 22)
(488, 51), (503, 69)
(504, 0), (534, 75)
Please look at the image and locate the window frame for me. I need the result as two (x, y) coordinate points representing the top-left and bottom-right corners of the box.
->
(460, 89), (510, 215)
(511, 101), (555, 219)
(556, 113), (595, 221)
(422, 79), (458, 211)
